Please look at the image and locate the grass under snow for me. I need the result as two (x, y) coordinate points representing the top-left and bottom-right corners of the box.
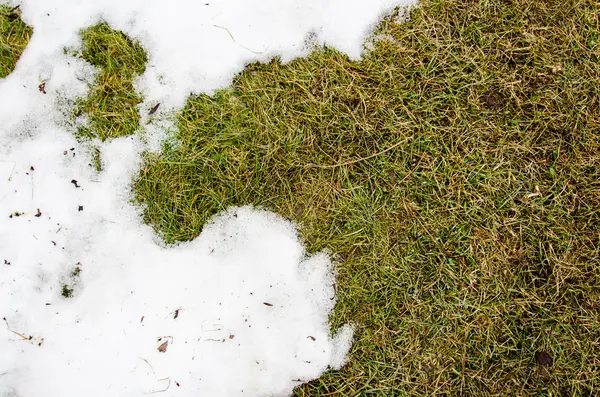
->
(2, 0), (600, 395)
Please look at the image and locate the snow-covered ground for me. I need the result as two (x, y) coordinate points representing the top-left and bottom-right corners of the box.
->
(0, 0), (414, 395)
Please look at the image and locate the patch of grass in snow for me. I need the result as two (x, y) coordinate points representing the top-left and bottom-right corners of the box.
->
(61, 284), (74, 299)
(76, 23), (147, 141)
(135, 0), (600, 394)
(0, 5), (32, 78)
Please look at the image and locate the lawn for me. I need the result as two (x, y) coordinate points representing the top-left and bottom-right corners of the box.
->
(3, 0), (600, 395)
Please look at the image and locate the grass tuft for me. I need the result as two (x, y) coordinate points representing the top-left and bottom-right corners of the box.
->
(76, 23), (147, 140)
(135, 0), (600, 395)
(0, 5), (32, 78)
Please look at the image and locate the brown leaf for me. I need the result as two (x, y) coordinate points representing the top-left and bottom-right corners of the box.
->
(263, 302), (273, 307)
(535, 351), (553, 366)
(158, 340), (168, 353)
(148, 103), (160, 115)
(38, 82), (46, 94)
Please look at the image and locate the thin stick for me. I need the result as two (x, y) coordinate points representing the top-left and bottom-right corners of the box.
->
(3, 317), (30, 340)
(139, 358), (171, 394)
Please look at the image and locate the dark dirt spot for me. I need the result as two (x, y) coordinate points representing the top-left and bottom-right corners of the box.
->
(35, 208), (42, 217)
(481, 93), (503, 110)
(535, 351), (553, 366)
(78, 205), (84, 212)
(71, 179), (80, 188)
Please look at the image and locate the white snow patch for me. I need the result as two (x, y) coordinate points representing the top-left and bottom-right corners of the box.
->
(0, 0), (415, 395)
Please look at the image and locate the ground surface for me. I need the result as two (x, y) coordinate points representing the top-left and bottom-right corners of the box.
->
(3, 0), (600, 395)
(0, 5), (32, 78)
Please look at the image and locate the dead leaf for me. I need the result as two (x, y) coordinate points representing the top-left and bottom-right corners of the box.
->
(158, 340), (169, 353)
(149, 103), (160, 115)
(38, 82), (46, 94)
(263, 302), (273, 307)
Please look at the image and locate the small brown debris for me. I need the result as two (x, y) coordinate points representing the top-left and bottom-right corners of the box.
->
(173, 308), (180, 319)
(535, 351), (553, 366)
(78, 205), (84, 212)
(158, 340), (169, 353)
(4, 260), (10, 265)
(263, 302), (273, 307)
(140, 316), (145, 323)
(35, 209), (42, 217)
(481, 93), (503, 110)
(38, 82), (46, 94)
(149, 103), (160, 115)
(30, 166), (35, 171)
(293, 203), (305, 218)
(229, 334), (235, 339)
(71, 179), (80, 188)
(307, 336), (316, 341)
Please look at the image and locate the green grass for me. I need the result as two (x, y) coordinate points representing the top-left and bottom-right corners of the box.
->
(76, 23), (147, 140)
(0, 5), (32, 78)
(134, 0), (600, 395)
